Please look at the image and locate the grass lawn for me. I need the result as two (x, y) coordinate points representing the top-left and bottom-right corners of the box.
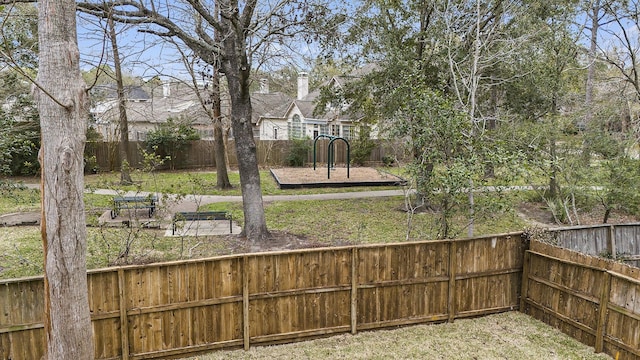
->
(0, 168), (532, 280)
(202, 195), (526, 244)
(0, 194), (527, 280)
(83, 169), (400, 196)
(181, 312), (611, 360)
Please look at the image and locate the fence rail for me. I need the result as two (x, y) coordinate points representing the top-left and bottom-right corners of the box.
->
(0, 234), (525, 360)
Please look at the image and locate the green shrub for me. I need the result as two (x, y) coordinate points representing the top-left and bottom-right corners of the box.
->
(350, 127), (376, 166)
(286, 138), (311, 167)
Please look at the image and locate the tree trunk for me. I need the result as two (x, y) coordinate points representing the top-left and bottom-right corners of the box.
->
(582, 0), (600, 162)
(220, 18), (269, 243)
(108, 16), (133, 184)
(212, 70), (232, 189)
(35, 0), (94, 358)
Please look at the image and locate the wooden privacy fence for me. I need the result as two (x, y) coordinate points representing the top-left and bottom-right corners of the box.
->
(89, 140), (399, 171)
(550, 223), (640, 267)
(0, 234), (525, 360)
(521, 240), (640, 360)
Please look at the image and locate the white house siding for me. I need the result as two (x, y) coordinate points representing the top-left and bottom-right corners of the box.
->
(259, 117), (288, 140)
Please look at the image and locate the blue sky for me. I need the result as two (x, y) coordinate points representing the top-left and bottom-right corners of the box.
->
(76, 13), (189, 80)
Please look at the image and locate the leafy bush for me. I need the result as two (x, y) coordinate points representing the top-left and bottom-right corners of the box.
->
(350, 126), (376, 166)
(286, 138), (311, 166)
(0, 95), (40, 176)
(145, 117), (200, 169)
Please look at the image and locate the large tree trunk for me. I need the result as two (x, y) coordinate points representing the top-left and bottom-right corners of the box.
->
(108, 16), (133, 184)
(220, 15), (269, 243)
(35, 0), (94, 358)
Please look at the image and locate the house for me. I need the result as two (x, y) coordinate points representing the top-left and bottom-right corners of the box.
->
(255, 69), (372, 140)
(90, 82), (216, 141)
(91, 66), (374, 142)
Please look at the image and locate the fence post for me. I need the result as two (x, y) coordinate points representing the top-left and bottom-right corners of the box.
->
(520, 251), (531, 313)
(243, 255), (250, 350)
(117, 268), (130, 360)
(447, 241), (457, 323)
(607, 225), (617, 259)
(595, 271), (612, 353)
(351, 247), (358, 335)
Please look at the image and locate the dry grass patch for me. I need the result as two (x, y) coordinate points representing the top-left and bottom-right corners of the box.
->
(183, 312), (610, 360)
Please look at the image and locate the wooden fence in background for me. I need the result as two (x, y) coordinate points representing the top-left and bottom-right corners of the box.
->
(521, 240), (640, 360)
(0, 233), (525, 360)
(549, 223), (640, 267)
(89, 140), (399, 171)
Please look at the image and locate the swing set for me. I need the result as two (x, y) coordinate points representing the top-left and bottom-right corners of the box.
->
(312, 134), (350, 179)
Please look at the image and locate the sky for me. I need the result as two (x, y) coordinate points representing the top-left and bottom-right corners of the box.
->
(74, 3), (327, 82)
(76, 13), (188, 81)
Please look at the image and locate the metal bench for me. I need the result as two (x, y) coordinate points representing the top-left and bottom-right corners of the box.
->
(111, 195), (158, 219)
(172, 211), (232, 235)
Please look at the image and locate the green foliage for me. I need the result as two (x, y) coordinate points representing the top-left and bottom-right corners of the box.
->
(81, 64), (141, 87)
(145, 117), (200, 170)
(0, 97), (40, 176)
(350, 126), (376, 166)
(286, 139), (311, 167)
(0, 4), (38, 71)
(0, 5), (40, 176)
(595, 157), (640, 223)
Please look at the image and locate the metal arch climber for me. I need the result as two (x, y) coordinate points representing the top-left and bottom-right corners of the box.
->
(313, 134), (350, 179)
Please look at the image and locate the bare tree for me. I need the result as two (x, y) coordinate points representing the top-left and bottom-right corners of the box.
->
(76, 0), (327, 242)
(107, 14), (134, 184)
(599, 0), (640, 100)
(34, 0), (94, 357)
(174, 41), (233, 189)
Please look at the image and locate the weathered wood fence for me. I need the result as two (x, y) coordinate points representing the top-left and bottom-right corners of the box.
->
(549, 223), (640, 267)
(521, 240), (640, 360)
(89, 140), (399, 171)
(3, 226), (639, 360)
(0, 234), (525, 360)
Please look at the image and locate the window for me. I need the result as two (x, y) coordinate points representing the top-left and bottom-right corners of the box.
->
(331, 124), (339, 136)
(343, 125), (353, 140)
(320, 124), (329, 135)
(288, 114), (302, 139)
(273, 127), (278, 139)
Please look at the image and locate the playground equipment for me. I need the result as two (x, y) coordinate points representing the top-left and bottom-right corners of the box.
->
(313, 134), (350, 179)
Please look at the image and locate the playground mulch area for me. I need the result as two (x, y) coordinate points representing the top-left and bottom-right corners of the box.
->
(270, 167), (405, 189)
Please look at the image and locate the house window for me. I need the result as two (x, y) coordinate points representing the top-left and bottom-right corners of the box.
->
(343, 125), (353, 140)
(273, 127), (278, 139)
(331, 124), (339, 136)
(320, 124), (329, 135)
(289, 114), (302, 139)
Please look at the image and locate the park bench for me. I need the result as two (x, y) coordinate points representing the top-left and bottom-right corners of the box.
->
(172, 211), (232, 235)
(110, 195), (158, 219)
